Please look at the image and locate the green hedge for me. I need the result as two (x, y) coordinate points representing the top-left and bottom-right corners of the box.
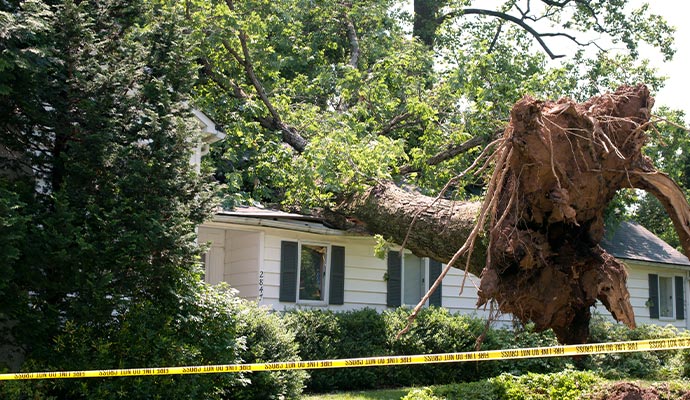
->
(582, 312), (690, 379)
(0, 284), (306, 400)
(403, 370), (602, 400)
(287, 307), (690, 393)
(286, 307), (569, 392)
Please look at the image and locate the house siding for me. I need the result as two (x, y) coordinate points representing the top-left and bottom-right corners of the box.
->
(225, 230), (261, 299)
(199, 221), (504, 322)
(595, 259), (688, 329)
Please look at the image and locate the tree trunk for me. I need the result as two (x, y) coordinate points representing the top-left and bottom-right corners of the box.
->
(326, 85), (690, 344)
(413, 0), (445, 48)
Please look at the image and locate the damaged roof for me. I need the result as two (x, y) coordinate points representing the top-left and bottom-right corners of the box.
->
(602, 221), (690, 267)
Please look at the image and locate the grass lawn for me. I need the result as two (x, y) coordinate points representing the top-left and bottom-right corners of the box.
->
(301, 388), (410, 400)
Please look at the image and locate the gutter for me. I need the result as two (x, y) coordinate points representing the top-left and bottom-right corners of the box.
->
(206, 214), (347, 236)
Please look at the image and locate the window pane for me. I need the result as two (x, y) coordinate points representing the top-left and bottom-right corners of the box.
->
(659, 276), (674, 318)
(299, 245), (327, 301)
(403, 254), (424, 305)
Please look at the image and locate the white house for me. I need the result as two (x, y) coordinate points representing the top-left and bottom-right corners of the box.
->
(198, 208), (491, 317)
(198, 209), (690, 329)
(599, 221), (690, 329)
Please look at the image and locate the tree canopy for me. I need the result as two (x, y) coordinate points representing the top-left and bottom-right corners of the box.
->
(188, 0), (677, 211)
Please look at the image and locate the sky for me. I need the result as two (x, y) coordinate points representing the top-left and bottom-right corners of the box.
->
(640, 2), (690, 121)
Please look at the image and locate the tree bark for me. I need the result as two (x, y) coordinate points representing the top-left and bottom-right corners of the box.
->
(325, 84), (690, 344)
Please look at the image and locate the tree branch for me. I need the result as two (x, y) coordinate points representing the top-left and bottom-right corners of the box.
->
(217, 1), (307, 152)
(445, 8), (566, 59)
(344, 14), (359, 68)
(399, 128), (502, 175)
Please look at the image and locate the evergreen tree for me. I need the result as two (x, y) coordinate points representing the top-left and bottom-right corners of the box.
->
(1, 1), (244, 397)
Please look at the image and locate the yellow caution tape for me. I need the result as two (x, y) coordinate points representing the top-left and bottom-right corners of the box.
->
(2, 338), (689, 380)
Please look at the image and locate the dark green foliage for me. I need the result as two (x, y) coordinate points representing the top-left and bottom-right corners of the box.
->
(383, 307), (495, 385)
(0, 0), (259, 398)
(228, 300), (308, 400)
(286, 307), (570, 393)
(485, 323), (569, 376)
(583, 313), (689, 379)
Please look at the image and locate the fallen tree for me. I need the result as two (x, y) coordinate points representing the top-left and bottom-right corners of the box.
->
(328, 84), (690, 343)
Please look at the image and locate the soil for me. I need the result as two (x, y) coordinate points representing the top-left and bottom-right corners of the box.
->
(594, 382), (690, 400)
(477, 84), (690, 343)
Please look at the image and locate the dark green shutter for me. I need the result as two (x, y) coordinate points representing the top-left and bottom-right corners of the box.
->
(428, 259), (443, 307)
(387, 251), (401, 307)
(676, 276), (685, 320)
(329, 246), (345, 305)
(279, 241), (298, 302)
(649, 274), (659, 319)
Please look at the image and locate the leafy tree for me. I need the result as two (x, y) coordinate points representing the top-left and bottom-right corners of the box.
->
(0, 0), (252, 398)
(187, 0), (688, 342)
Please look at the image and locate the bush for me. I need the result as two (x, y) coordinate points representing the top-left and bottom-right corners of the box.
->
(405, 370), (601, 400)
(0, 283), (247, 399)
(384, 307), (492, 385)
(584, 313), (688, 379)
(226, 300), (307, 400)
(485, 323), (569, 376)
(287, 307), (570, 392)
(0, 284), (306, 400)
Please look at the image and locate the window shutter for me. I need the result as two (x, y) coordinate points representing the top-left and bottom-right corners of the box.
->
(648, 274), (659, 319)
(676, 276), (685, 320)
(329, 246), (345, 305)
(386, 251), (401, 307)
(279, 241), (298, 302)
(428, 259), (443, 307)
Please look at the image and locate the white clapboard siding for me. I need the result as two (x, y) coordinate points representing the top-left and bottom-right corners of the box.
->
(595, 260), (688, 330)
(199, 221), (513, 323)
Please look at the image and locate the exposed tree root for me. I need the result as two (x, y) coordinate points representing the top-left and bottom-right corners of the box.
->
(477, 84), (689, 343)
(329, 84), (690, 344)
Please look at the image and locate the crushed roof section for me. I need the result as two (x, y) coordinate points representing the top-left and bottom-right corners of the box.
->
(217, 206), (322, 222)
(601, 221), (690, 267)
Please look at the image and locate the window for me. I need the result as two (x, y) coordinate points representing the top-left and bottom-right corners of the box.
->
(648, 274), (685, 320)
(659, 276), (674, 318)
(387, 251), (442, 308)
(279, 241), (345, 305)
(299, 244), (327, 301)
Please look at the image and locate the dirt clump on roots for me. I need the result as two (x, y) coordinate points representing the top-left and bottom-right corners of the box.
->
(475, 84), (690, 344)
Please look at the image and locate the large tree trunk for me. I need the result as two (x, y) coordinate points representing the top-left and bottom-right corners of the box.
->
(326, 85), (690, 344)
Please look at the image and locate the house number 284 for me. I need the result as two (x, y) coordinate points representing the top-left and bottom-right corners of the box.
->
(259, 271), (264, 302)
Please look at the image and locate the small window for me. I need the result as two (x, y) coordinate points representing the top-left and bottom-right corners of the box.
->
(403, 254), (425, 306)
(659, 276), (674, 319)
(279, 241), (345, 305)
(648, 274), (685, 320)
(387, 251), (442, 308)
(299, 244), (328, 302)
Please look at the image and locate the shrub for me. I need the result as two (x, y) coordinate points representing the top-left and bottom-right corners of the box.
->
(585, 313), (688, 379)
(284, 309), (343, 392)
(0, 284), (307, 400)
(490, 370), (601, 400)
(485, 323), (569, 376)
(226, 300), (307, 400)
(0, 283), (246, 399)
(404, 370), (601, 400)
(384, 307), (492, 385)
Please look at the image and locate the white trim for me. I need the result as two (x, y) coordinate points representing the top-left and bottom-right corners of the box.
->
(209, 214), (346, 236)
(190, 108), (226, 143)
